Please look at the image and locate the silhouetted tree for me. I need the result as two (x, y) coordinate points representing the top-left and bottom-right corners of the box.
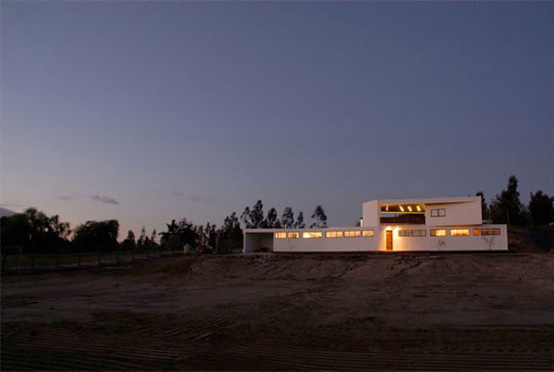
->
(528, 190), (554, 226)
(294, 211), (305, 228)
(205, 223), (217, 249)
(310, 205), (327, 228)
(281, 207), (295, 228)
(73, 220), (119, 265)
(490, 175), (525, 225)
(120, 230), (136, 251)
(159, 220), (180, 251)
(241, 200), (265, 228)
(178, 218), (199, 248)
(264, 208), (281, 228)
(217, 212), (243, 254)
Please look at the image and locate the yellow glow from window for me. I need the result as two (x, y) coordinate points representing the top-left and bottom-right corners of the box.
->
(362, 230), (374, 237)
(451, 229), (469, 236)
(430, 229), (446, 237)
(399, 205), (404, 212)
(288, 232), (299, 239)
(407, 206), (412, 212)
(275, 232), (286, 239)
(473, 229), (480, 236)
(325, 231), (343, 238)
(344, 230), (361, 238)
(416, 205), (421, 212)
(302, 231), (322, 239)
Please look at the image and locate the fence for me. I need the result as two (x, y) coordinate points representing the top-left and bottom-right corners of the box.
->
(2, 247), (183, 274)
(508, 226), (552, 251)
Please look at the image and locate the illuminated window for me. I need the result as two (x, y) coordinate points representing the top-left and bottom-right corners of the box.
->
(481, 228), (501, 235)
(325, 231), (343, 238)
(473, 229), (480, 236)
(450, 229), (469, 236)
(275, 232), (286, 239)
(431, 208), (446, 217)
(302, 231), (322, 239)
(362, 230), (374, 237)
(288, 232), (300, 239)
(430, 229), (447, 237)
(398, 229), (426, 237)
(344, 230), (361, 238)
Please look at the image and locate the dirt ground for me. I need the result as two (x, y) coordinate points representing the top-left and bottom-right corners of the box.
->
(2, 252), (553, 370)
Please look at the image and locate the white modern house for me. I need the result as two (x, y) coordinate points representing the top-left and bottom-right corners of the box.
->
(243, 196), (508, 253)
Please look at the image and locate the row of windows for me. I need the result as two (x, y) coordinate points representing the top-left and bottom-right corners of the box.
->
(275, 230), (375, 239)
(275, 228), (501, 240)
(397, 228), (501, 237)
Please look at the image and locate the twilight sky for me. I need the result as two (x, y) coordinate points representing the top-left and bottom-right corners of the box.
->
(2, 1), (552, 239)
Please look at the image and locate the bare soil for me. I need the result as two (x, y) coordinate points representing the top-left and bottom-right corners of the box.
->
(2, 253), (553, 370)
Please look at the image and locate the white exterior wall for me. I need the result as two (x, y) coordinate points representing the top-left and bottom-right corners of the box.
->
(379, 225), (508, 252)
(272, 228), (379, 253)
(362, 200), (379, 226)
(244, 224), (508, 253)
(425, 200), (482, 227)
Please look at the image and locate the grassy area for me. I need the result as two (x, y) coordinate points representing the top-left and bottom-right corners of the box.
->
(3, 249), (181, 271)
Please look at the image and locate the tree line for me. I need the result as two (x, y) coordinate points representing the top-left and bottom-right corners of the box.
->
(1, 175), (552, 263)
(476, 175), (553, 227)
(240, 200), (328, 229)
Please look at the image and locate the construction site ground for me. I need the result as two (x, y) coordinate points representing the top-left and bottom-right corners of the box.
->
(2, 252), (552, 370)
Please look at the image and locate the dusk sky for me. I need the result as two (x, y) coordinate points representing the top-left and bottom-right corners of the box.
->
(2, 1), (552, 239)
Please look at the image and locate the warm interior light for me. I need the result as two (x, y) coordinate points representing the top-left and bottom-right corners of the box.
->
(399, 205), (404, 212)
(385, 205), (389, 211)
(407, 206), (412, 212)
(416, 205), (421, 212)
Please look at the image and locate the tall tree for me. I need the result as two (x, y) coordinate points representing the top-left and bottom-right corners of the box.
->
(490, 175), (525, 225)
(73, 220), (119, 253)
(294, 211), (305, 228)
(264, 208), (281, 228)
(217, 212), (243, 254)
(120, 229), (136, 251)
(528, 190), (554, 226)
(281, 207), (295, 228)
(240, 200), (265, 228)
(310, 205), (328, 228)
(178, 218), (199, 247)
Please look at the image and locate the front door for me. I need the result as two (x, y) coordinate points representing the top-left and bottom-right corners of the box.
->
(386, 230), (393, 251)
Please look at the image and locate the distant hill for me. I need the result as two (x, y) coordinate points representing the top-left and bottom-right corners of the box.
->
(0, 207), (17, 218)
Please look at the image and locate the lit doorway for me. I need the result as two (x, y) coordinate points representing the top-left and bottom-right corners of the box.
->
(386, 230), (393, 251)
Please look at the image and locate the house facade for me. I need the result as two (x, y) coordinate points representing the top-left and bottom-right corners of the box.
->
(243, 196), (508, 253)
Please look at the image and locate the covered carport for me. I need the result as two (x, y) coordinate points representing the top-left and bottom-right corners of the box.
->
(243, 230), (274, 253)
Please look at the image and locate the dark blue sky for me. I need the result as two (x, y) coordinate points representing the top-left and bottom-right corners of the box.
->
(2, 1), (552, 237)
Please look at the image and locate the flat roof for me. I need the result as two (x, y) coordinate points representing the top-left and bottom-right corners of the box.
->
(365, 196), (480, 205)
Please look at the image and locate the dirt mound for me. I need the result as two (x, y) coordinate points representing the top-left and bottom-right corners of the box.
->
(4, 253), (551, 370)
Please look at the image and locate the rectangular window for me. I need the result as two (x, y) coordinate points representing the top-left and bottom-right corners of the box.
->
(398, 229), (426, 237)
(325, 231), (343, 238)
(275, 232), (286, 239)
(344, 230), (361, 238)
(450, 229), (469, 236)
(302, 231), (322, 239)
(287, 232), (300, 239)
(473, 228), (480, 236)
(362, 230), (374, 237)
(431, 208), (446, 217)
(481, 228), (501, 235)
(430, 229), (447, 237)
